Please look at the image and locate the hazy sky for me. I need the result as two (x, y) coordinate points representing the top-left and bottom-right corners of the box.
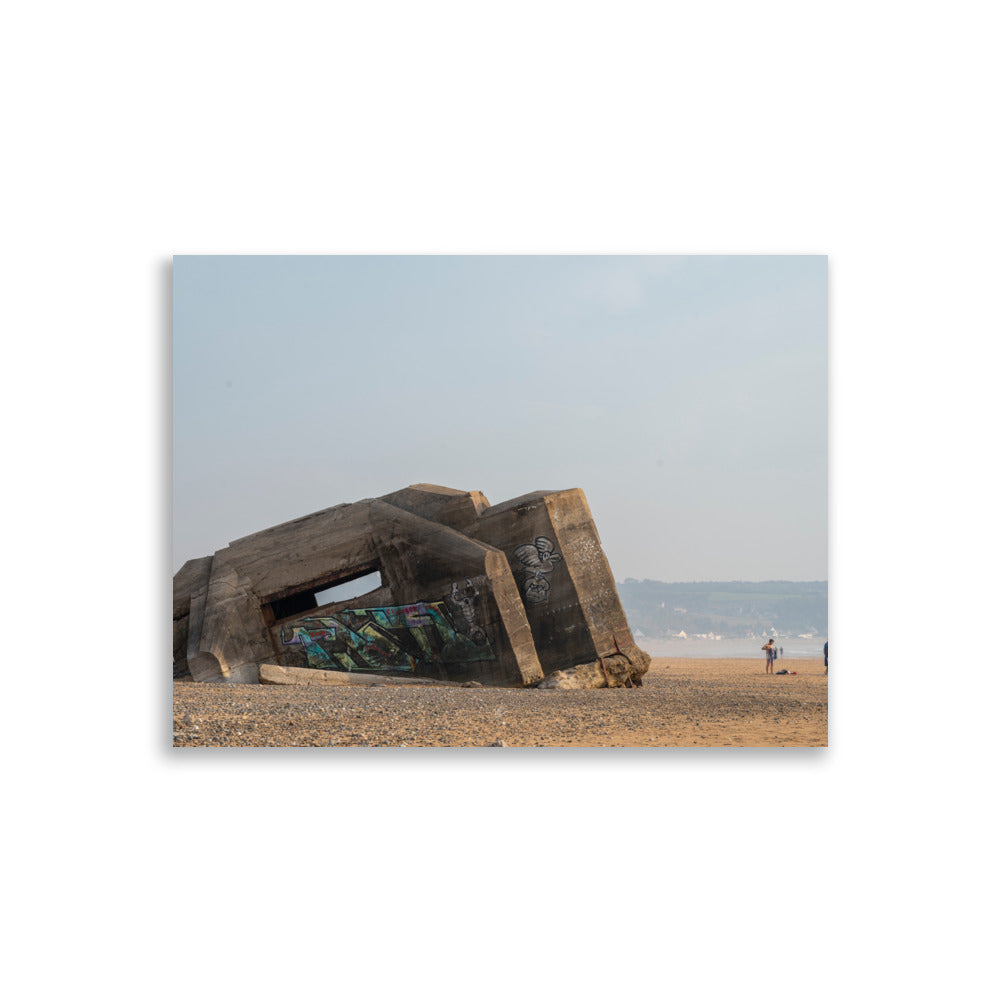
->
(173, 255), (827, 581)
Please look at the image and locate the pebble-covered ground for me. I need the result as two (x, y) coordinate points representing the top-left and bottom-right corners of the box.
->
(172, 657), (828, 748)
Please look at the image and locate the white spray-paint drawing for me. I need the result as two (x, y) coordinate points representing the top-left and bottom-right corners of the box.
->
(445, 578), (489, 645)
(512, 536), (562, 605)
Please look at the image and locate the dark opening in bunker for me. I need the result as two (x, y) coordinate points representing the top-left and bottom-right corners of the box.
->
(264, 565), (384, 623)
(314, 569), (383, 606)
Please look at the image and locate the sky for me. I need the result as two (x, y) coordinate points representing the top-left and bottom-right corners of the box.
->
(173, 255), (827, 581)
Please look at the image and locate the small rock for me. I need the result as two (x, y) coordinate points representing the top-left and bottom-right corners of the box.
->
(487, 739), (507, 747)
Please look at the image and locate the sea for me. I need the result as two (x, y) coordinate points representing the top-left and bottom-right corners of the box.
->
(636, 636), (828, 659)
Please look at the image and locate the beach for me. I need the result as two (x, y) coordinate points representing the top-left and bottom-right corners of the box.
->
(172, 656), (828, 748)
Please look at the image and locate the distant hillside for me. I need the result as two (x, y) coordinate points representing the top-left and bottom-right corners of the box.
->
(617, 580), (827, 639)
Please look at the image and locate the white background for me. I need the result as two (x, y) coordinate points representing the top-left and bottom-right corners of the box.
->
(3, 2), (996, 998)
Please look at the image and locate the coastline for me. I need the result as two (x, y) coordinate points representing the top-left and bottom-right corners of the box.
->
(638, 637), (827, 659)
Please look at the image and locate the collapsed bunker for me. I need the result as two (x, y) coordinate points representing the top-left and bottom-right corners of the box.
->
(173, 484), (649, 688)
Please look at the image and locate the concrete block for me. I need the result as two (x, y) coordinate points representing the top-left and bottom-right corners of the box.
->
(175, 483), (647, 687)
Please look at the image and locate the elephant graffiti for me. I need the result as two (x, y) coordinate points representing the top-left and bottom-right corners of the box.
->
(279, 597), (494, 672)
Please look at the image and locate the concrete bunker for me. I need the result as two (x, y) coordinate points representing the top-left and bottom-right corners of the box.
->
(173, 484), (649, 688)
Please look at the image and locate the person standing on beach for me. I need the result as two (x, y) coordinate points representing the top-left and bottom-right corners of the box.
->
(779, 646), (783, 658)
(823, 641), (828, 675)
(762, 638), (776, 673)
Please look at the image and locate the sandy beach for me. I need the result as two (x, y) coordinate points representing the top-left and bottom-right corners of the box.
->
(172, 656), (827, 748)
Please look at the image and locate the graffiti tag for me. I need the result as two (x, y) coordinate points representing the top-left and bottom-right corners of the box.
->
(512, 536), (562, 605)
(445, 578), (489, 646)
(280, 593), (493, 672)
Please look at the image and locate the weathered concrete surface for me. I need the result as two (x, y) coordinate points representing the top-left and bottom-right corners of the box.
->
(536, 650), (652, 690)
(173, 555), (212, 679)
(174, 483), (648, 688)
(260, 663), (445, 687)
(469, 488), (638, 677)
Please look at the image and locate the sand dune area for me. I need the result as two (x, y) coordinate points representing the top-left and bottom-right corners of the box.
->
(172, 656), (827, 748)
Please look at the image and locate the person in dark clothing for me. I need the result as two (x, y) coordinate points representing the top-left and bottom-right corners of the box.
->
(823, 640), (828, 675)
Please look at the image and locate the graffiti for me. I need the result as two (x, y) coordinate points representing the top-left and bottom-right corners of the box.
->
(512, 536), (562, 605)
(280, 593), (494, 672)
(445, 578), (489, 646)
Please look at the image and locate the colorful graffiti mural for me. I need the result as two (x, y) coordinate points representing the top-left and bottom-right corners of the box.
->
(280, 592), (494, 672)
(512, 536), (562, 605)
